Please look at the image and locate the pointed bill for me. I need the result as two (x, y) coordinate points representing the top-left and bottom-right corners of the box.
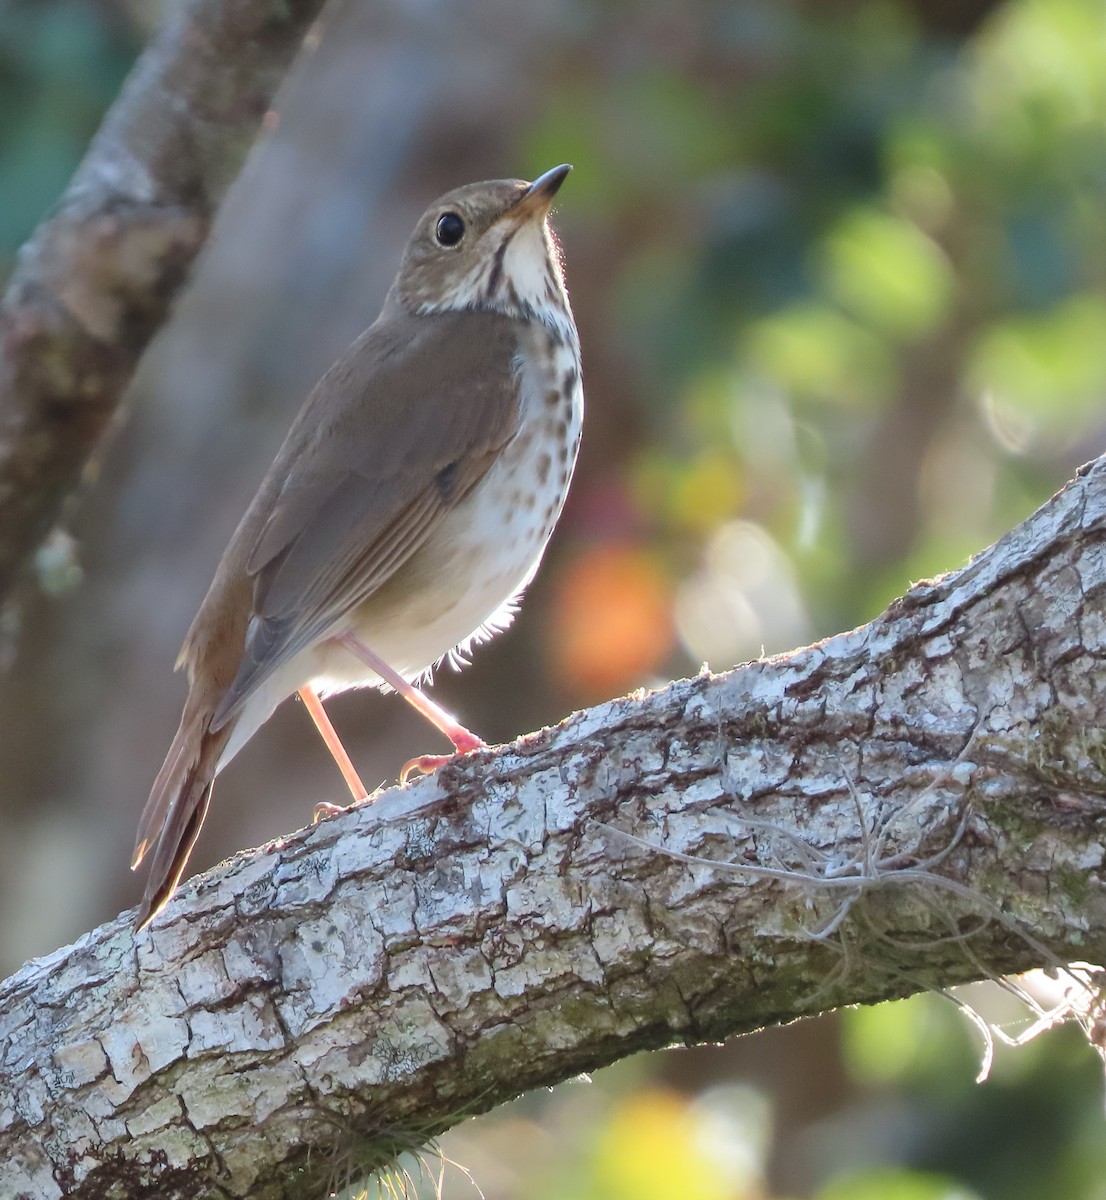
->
(504, 164), (572, 223)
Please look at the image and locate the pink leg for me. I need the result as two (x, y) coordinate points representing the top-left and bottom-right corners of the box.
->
(336, 632), (486, 781)
(298, 685), (369, 818)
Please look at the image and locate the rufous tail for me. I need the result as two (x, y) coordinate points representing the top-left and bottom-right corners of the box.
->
(132, 704), (231, 929)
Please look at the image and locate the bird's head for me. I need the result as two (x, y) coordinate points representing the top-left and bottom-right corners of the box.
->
(388, 164), (573, 334)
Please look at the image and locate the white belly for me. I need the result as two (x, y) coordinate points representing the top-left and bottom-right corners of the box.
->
(218, 323), (582, 769)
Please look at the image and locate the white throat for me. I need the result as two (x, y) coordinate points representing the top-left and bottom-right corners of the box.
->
(421, 220), (576, 345)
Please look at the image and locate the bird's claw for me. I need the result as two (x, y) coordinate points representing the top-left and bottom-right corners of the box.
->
(399, 753), (455, 784)
(399, 733), (487, 785)
(312, 800), (349, 823)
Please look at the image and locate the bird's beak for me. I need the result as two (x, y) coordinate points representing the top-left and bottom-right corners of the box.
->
(507, 164), (572, 223)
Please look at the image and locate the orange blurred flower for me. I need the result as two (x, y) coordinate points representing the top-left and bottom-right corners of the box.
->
(547, 542), (676, 701)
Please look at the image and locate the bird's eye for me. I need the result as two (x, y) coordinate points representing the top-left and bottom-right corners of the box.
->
(435, 212), (465, 247)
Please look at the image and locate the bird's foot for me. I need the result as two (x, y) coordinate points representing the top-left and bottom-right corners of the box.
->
(312, 789), (381, 822)
(312, 800), (347, 823)
(399, 730), (487, 784)
(312, 779), (387, 823)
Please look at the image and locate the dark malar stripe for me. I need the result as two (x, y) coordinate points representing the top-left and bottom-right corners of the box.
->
(485, 230), (516, 299)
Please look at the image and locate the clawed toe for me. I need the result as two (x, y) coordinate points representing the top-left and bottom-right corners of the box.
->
(312, 800), (349, 823)
(399, 730), (488, 784)
(312, 787), (382, 822)
(399, 753), (454, 784)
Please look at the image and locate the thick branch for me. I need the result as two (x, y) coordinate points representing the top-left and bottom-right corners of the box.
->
(4, 459), (1106, 1196)
(0, 0), (326, 601)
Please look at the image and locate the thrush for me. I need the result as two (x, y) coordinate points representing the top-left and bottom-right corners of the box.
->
(132, 165), (583, 928)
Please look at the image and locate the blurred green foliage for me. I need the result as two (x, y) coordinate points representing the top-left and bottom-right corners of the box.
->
(817, 1168), (981, 1200)
(533, 0), (1106, 683)
(525, 0), (1106, 1196)
(0, 0), (138, 259)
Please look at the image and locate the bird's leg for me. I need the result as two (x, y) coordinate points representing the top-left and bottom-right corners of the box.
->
(298, 684), (370, 819)
(335, 632), (486, 782)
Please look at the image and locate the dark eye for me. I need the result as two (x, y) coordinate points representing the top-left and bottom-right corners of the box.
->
(435, 212), (465, 247)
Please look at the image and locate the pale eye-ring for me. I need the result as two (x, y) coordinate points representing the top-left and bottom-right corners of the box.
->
(435, 212), (465, 247)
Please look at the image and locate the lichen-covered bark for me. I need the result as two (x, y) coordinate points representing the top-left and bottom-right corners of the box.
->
(3, 459), (1106, 1196)
(0, 0), (327, 600)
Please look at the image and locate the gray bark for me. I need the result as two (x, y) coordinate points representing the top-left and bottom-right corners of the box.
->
(0, 0), (327, 601)
(3, 456), (1106, 1198)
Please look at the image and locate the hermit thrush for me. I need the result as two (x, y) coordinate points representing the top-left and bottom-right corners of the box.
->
(132, 165), (582, 927)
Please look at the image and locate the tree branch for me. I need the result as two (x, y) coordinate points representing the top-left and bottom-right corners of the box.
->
(3, 457), (1106, 1196)
(0, 0), (326, 601)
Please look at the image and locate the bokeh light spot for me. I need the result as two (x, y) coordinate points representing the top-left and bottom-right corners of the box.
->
(548, 543), (676, 700)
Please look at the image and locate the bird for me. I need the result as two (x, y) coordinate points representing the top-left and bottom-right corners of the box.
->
(131, 164), (583, 928)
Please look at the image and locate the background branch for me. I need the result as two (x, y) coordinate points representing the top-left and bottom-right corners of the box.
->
(0, 0), (326, 601)
(3, 456), (1105, 1197)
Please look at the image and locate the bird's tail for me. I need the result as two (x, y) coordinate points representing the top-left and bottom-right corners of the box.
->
(132, 700), (232, 929)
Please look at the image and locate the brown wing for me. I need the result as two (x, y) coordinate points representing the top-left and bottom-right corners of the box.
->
(209, 307), (522, 730)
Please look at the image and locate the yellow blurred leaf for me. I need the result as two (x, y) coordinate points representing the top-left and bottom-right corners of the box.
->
(592, 1089), (737, 1200)
(669, 451), (746, 534)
